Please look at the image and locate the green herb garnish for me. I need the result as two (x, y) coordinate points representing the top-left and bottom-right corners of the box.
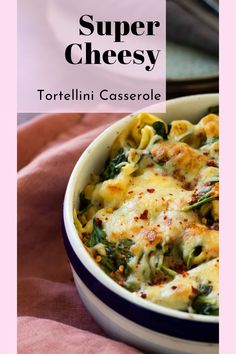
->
(183, 195), (217, 211)
(100, 239), (133, 276)
(87, 219), (107, 247)
(208, 105), (219, 115)
(88, 225), (134, 278)
(160, 265), (177, 278)
(192, 282), (218, 315)
(101, 149), (127, 181)
(192, 295), (218, 315)
(183, 180), (219, 212)
(152, 121), (168, 140)
(198, 284), (213, 296)
(100, 257), (116, 273)
(78, 192), (92, 215)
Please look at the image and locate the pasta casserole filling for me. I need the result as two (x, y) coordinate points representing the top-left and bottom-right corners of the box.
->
(74, 108), (219, 315)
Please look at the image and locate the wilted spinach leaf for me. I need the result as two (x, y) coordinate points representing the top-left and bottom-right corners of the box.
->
(192, 283), (218, 315)
(101, 149), (127, 181)
(198, 284), (213, 296)
(97, 238), (134, 277)
(152, 121), (168, 140)
(184, 195), (217, 211)
(79, 192), (91, 214)
(192, 295), (218, 315)
(87, 218), (107, 247)
(208, 105), (219, 115)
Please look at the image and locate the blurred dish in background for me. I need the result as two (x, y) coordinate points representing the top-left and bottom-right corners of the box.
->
(166, 0), (219, 97)
(167, 42), (218, 80)
(167, 41), (218, 97)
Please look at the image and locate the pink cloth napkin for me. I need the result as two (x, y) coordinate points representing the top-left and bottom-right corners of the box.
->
(18, 113), (141, 353)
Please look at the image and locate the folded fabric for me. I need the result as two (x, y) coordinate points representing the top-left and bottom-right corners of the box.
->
(17, 113), (141, 353)
(18, 317), (141, 354)
(167, 0), (219, 55)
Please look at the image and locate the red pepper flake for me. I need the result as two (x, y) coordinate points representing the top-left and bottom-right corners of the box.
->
(117, 280), (124, 285)
(191, 286), (198, 295)
(95, 218), (102, 227)
(153, 279), (166, 286)
(140, 210), (148, 220)
(183, 182), (192, 190)
(128, 190), (133, 194)
(134, 216), (139, 222)
(188, 287), (198, 300)
(207, 160), (217, 167)
(147, 163), (154, 168)
(210, 223), (219, 231)
(171, 286), (177, 290)
(140, 292), (147, 299)
(163, 215), (167, 221)
(174, 264), (187, 273)
(181, 271), (189, 278)
(147, 188), (155, 193)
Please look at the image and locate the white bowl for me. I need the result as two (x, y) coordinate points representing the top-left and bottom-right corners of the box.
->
(63, 94), (219, 354)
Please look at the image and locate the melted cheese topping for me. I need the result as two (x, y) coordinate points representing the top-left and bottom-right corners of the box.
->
(75, 112), (219, 315)
(96, 172), (196, 243)
(140, 258), (219, 311)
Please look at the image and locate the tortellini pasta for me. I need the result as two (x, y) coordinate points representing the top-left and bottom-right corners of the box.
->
(75, 110), (219, 316)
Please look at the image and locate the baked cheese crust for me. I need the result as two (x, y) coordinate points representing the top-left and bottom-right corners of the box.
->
(75, 109), (219, 315)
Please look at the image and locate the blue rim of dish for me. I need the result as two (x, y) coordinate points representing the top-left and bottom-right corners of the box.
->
(62, 220), (219, 343)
